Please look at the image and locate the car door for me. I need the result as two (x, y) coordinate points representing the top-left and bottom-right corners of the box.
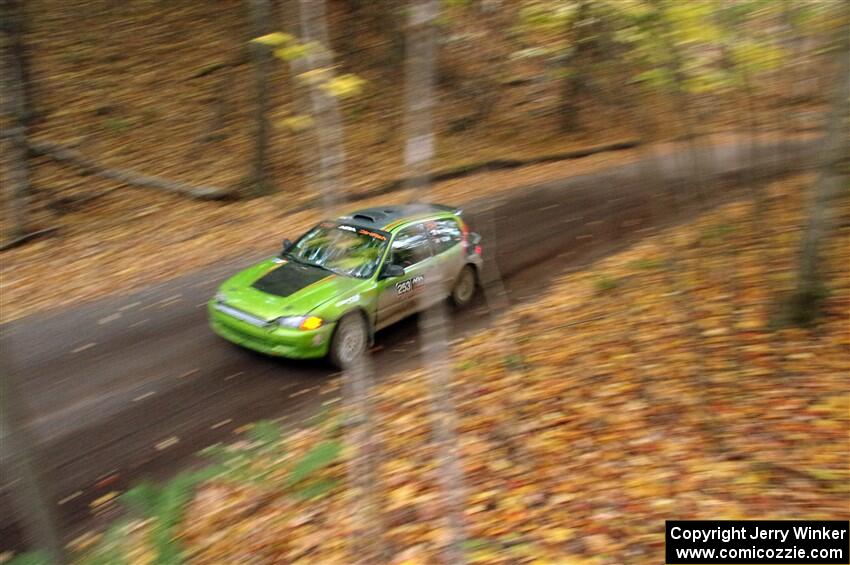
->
(375, 222), (434, 329)
(424, 217), (466, 297)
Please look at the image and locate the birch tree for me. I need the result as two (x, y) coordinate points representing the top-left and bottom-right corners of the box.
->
(297, 0), (345, 212)
(255, 3), (383, 560)
(404, 1), (468, 562)
(297, 4), (382, 559)
(279, 0), (316, 191)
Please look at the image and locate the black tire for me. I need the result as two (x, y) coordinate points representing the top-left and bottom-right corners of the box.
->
(450, 264), (477, 308)
(329, 312), (368, 369)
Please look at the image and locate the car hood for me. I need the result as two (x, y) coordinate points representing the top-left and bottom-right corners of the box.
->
(216, 258), (362, 321)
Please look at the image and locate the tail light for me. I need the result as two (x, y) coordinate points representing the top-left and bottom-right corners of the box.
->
(468, 232), (482, 257)
(460, 221), (470, 252)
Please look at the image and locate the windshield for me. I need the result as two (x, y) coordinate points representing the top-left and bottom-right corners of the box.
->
(287, 222), (389, 279)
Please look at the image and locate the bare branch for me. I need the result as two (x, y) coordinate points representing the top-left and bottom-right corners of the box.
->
(27, 140), (234, 201)
(0, 227), (59, 252)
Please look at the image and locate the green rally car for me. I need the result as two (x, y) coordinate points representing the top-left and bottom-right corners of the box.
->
(208, 204), (483, 367)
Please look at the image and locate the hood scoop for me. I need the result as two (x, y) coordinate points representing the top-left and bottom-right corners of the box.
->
(252, 261), (329, 297)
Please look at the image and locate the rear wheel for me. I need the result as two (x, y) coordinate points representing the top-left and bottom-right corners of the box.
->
(329, 312), (368, 369)
(450, 264), (476, 308)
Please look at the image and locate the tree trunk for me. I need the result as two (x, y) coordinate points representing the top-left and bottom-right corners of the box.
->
(403, 0), (438, 199)
(649, 0), (711, 210)
(338, 353), (384, 564)
(787, 19), (850, 326)
(279, 0), (317, 191)
(1, 127), (30, 243)
(371, 0), (405, 70)
(0, 0), (35, 123)
(404, 2), (468, 563)
(447, 2), (505, 134)
(338, 0), (362, 64)
(190, 66), (235, 161)
(0, 0), (32, 243)
(247, 0), (273, 195)
(298, 0), (345, 211)
(559, 0), (588, 132)
(296, 2), (383, 561)
(0, 338), (64, 562)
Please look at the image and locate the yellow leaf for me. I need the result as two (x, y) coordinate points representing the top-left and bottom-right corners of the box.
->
(298, 68), (332, 86)
(488, 458), (512, 471)
(251, 32), (292, 47)
(274, 44), (308, 61)
(543, 527), (574, 544)
(320, 73), (366, 98)
(280, 114), (313, 132)
(390, 484), (416, 506)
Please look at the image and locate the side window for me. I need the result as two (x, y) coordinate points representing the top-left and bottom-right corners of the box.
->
(391, 223), (432, 268)
(427, 218), (463, 254)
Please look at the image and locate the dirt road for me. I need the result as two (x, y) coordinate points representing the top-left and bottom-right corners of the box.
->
(0, 138), (815, 550)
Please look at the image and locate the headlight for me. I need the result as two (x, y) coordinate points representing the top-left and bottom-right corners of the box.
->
(215, 291), (226, 302)
(276, 316), (323, 330)
(276, 316), (304, 328)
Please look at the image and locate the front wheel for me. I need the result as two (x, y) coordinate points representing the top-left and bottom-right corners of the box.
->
(450, 264), (477, 308)
(329, 312), (368, 369)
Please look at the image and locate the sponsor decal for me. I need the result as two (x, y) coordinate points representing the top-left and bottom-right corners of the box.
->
(336, 294), (360, 307)
(334, 223), (387, 240)
(358, 228), (387, 241)
(395, 274), (425, 296)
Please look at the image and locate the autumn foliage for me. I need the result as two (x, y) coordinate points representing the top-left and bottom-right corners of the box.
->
(61, 174), (850, 564)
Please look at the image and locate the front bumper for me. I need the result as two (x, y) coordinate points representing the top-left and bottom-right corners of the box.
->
(208, 301), (335, 359)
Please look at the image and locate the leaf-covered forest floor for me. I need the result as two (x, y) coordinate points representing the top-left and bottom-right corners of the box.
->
(65, 174), (849, 564)
(0, 0), (823, 322)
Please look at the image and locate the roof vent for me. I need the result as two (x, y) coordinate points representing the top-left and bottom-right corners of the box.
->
(352, 213), (378, 223)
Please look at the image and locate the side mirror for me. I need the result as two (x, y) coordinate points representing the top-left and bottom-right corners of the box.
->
(379, 263), (405, 280)
(281, 238), (293, 254)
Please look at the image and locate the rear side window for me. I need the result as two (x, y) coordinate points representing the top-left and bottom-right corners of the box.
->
(391, 223), (432, 268)
(427, 218), (463, 254)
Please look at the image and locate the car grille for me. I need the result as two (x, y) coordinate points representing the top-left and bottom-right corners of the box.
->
(219, 322), (270, 351)
(214, 302), (269, 327)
